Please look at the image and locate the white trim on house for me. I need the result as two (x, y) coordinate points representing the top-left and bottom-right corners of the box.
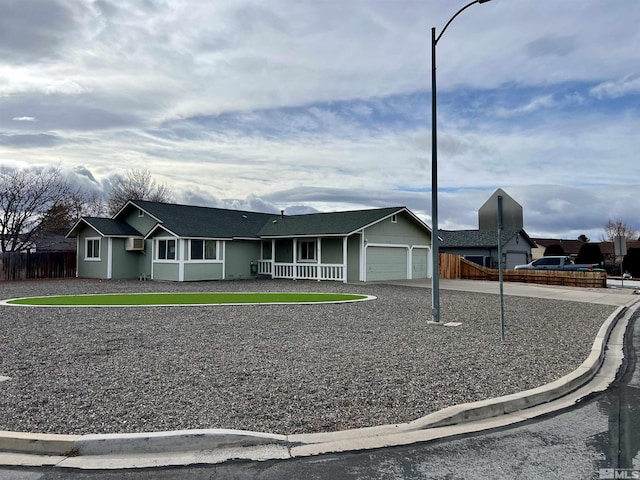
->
(317, 238), (322, 281)
(297, 238), (317, 262)
(363, 242), (411, 282)
(178, 238), (185, 282)
(75, 236), (80, 277)
(360, 230), (365, 281)
(410, 244), (431, 279)
(154, 236), (178, 261)
(107, 237), (113, 279)
(186, 239), (219, 261)
(352, 208), (431, 237)
(114, 201), (163, 224)
(342, 236), (348, 284)
(222, 241), (226, 279)
(84, 237), (101, 261)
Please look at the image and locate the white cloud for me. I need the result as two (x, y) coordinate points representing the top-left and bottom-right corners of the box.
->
(1, 0), (640, 240)
(590, 75), (640, 99)
(495, 95), (555, 118)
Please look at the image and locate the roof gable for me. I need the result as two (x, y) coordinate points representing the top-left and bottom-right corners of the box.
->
(67, 217), (143, 238)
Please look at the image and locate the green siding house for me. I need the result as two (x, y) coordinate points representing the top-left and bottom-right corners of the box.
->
(67, 200), (433, 283)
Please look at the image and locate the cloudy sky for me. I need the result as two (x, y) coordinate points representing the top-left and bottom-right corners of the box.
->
(1, 0), (639, 241)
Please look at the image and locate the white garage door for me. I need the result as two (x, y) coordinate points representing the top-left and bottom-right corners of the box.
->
(366, 247), (408, 281)
(412, 248), (429, 279)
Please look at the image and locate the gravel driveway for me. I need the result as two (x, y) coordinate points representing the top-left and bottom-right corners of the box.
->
(0, 279), (615, 436)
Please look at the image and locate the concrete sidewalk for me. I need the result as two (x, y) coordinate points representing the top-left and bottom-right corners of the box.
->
(383, 278), (636, 307)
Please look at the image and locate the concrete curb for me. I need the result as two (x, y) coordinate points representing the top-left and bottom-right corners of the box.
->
(1, 299), (638, 469)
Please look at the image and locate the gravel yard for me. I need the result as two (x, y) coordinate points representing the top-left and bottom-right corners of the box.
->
(0, 278), (615, 436)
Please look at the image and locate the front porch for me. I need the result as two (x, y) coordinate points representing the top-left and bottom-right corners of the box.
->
(257, 260), (345, 281)
(258, 237), (348, 283)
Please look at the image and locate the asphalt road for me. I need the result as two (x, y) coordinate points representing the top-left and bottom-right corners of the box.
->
(608, 278), (640, 290)
(2, 311), (638, 480)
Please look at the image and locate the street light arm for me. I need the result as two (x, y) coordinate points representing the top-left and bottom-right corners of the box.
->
(435, 0), (490, 45)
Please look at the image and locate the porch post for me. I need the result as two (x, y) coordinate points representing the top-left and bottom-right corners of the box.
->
(317, 238), (322, 281)
(293, 238), (298, 280)
(221, 240), (226, 280)
(178, 239), (185, 281)
(271, 240), (275, 277)
(342, 236), (348, 283)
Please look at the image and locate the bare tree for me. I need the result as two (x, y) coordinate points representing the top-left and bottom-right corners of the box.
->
(602, 218), (637, 243)
(69, 190), (108, 219)
(0, 165), (74, 252)
(106, 169), (174, 216)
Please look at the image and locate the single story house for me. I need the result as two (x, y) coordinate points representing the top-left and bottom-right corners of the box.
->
(439, 229), (535, 270)
(66, 200), (433, 283)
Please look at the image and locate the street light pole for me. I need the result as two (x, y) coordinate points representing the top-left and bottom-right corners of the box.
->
(430, 0), (492, 324)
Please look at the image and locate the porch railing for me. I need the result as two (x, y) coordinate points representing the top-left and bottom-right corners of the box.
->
(258, 260), (345, 282)
(258, 260), (272, 275)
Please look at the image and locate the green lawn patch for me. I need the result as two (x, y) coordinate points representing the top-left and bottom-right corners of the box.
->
(4, 292), (373, 307)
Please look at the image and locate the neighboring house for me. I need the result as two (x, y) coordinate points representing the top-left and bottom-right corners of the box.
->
(439, 188), (536, 269)
(531, 238), (586, 260)
(32, 232), (77, 252)
(0, 232), (76, 253)
(66, 200), (433, 283)
(439, 229), (535, 270)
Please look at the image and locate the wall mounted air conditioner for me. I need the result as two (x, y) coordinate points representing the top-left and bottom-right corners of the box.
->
(125, 237), (145, 251)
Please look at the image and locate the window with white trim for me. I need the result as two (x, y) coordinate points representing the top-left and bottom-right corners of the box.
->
(157, 239), (176, 260)
(190, 239), (217, 260)
(391, 214), (398, 223)
(85, 238), (100, 260)
(298, 239), (316, 262)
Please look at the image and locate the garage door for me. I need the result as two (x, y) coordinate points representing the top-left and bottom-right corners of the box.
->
(506, 252), (528, 270)
(366, 247), (408, 281)
(412, 248), (429, 279)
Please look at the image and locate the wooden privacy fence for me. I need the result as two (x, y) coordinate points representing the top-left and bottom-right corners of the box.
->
(0, 252), (76, 281)
(439, 252), (607, 288)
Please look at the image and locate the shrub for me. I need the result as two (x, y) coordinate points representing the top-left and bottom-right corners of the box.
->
(544, 244), (565, 256)
(576, 243), (604, 266)
(622, 248), (640, 277)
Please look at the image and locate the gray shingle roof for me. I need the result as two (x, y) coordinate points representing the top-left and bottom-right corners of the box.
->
(129, 200), (273, 238)
(258, 207), (405, 237)
(439, 229), (523, 248)
(80, 217), (143, 237)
